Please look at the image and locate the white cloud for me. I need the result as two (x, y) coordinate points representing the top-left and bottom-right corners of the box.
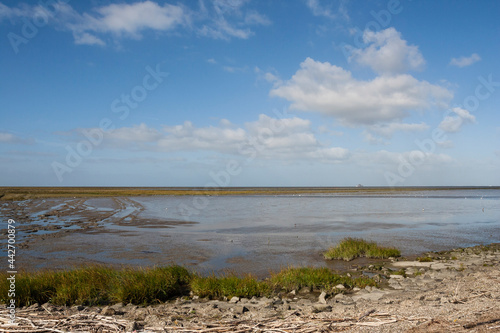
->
(350, 28), (425, 75)
(71, 115), (349, 162)
(73, 32), (105, 46)
(439, 107), (476, 133)
(450, 53), (481, 68)
(306, 0), (349, 20)
(244, 11), (271, 25)
(197, 0), (270, 40)
(1, 1), (270, 45)
(0, 132), (33, 144)
(270, 57), (452, 126)
(362, 150), (453, 166)
(367, 122), (429, 138)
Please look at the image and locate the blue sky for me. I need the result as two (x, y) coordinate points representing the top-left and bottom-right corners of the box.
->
(0, 0), (499, 186)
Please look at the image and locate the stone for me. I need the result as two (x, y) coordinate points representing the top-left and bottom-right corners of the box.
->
(229, 296), (240, 303)
(144, 314), (165, 328)
(312, 304), (332, 313)
(70, 305), (84, 312)
(233, 305), (249, 314)
(318, 291), (327, 304)
(335, 284), (346, 290)
(289, 289), (297, 295)
(101, 306), (116, 316)
(125, 321), (141, 332)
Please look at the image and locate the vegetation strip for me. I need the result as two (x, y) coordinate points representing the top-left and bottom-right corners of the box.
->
(0, 265), (376, 307)
(1, 186), (495, 201)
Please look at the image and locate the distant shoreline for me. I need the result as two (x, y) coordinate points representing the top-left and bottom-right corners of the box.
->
(1, 186), (499, 201)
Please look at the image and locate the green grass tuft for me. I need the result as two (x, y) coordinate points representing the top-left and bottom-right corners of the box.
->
(190, 273), (269, 299)
(324, 238), (401, 261)
(269, 267), (375, 292)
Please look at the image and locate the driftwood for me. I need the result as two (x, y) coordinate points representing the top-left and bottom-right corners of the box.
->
(0, 307), (402, 333)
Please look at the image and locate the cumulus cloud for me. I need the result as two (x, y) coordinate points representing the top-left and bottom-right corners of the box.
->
(270, 57), (452, 126)
(439, 107), (476, 133)
(450, 53), (481, 68)
(350, 28), (425, 75)
(70, 115), (349, 162)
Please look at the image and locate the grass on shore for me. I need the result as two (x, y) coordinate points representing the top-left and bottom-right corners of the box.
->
(1, 186), (487, 201)
(2, 266), (192, 307)
(324, 238), (401, 261)
(0, 265), (376, 307)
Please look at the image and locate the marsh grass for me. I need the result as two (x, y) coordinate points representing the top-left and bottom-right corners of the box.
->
(324, 238), (401, 261)
(269, 267), (375, 292)
(0, 265), (376, 306)
(0, 265), (191, 306)
(190, 273), (270, 299)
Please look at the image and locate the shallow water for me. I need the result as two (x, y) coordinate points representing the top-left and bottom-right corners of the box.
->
(3, 189), (500, 275)
(136, 189), (499, 235)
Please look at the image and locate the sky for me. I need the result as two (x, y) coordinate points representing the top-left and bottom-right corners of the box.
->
(0, 0), (499, 187)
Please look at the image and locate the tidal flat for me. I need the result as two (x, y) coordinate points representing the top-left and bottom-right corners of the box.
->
(1, 187), (499, 277)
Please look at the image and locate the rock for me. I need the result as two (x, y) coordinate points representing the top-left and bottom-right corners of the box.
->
(192, 295), (199, 300)
(101, 306), (116, 316)
(125, 321), (141, 332)
(71, 305), (85, 311)
(390, 274), (404, 279)
(352, 287), (361, 292)
(233, 305), (249, 314)
(289, 289), (297, 295)
(128, 308), (148, 321)
(318, 291), (327, 304)
(352, 290), (387, 302)
(299, 287), (311, 294)
(144, 314), (165, 328)
(229, 296), (240, 303)
(279, 303), (291, 311)
(335, 284), (346, 290)
(312, 304), (332, 313)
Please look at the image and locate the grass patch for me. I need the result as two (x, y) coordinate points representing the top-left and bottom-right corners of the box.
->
(190, 273), (269, 299)
(0, 265), (377, 306)
(269, 267), (375, 292)
(324, 238), (401, 261)
(417, 256), (433, 262)
(0, 265), (191, 307)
